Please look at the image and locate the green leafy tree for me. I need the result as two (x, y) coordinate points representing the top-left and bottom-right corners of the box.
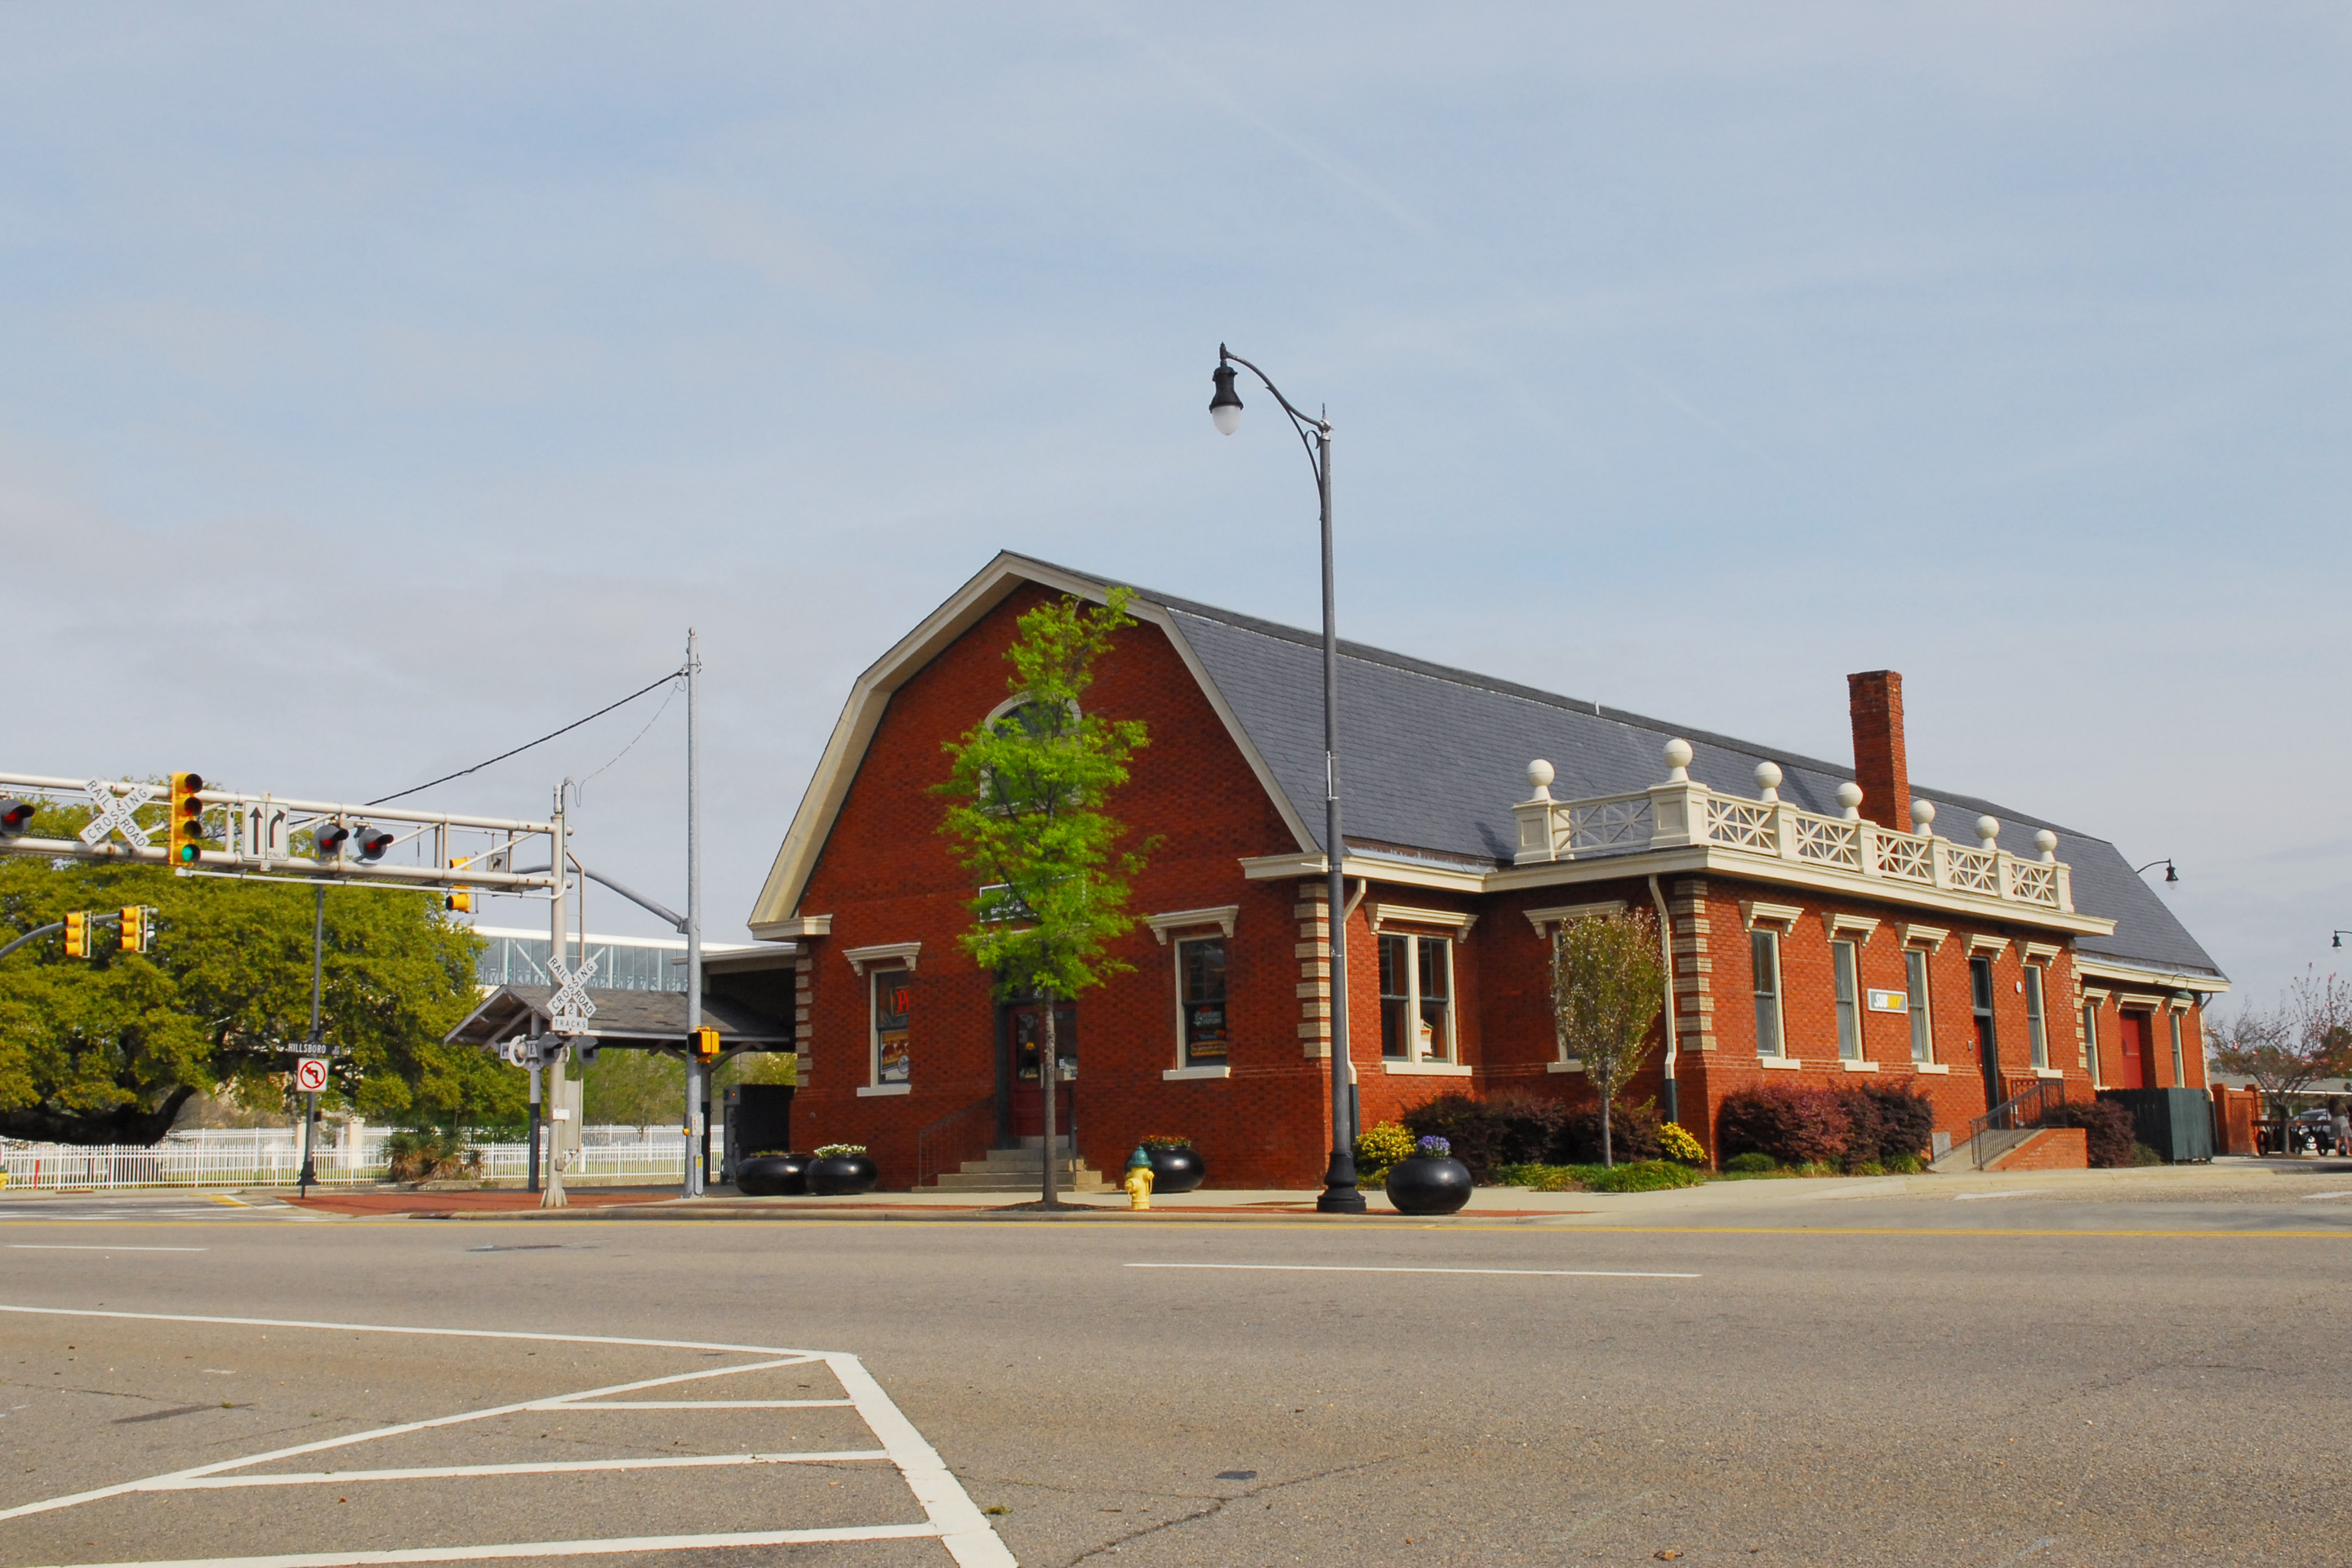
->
(0, 798), (509, 1144)
(936, 589), (1149, 1206)
(1549, 910), (1667, 1166)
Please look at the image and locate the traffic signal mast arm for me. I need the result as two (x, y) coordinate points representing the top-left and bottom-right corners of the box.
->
(0, 772), (562, 893)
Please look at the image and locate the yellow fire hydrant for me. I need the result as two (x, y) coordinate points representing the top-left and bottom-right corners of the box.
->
(1124, 1146), (1156, 1211)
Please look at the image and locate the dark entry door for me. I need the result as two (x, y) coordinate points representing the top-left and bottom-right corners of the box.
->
(2117, 1012), (2153, 1089)
(1004, 1001), (1076, 1143)
(1971, 956), (2002, 1111)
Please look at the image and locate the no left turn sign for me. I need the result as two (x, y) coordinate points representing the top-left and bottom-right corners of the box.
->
(295, 1058), (329, 1094)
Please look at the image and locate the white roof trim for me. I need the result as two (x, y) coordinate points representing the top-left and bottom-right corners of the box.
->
(2075, 956), (2230, 996)
(1143, 906), (1241, 944)
(746, 553), (1316, 935)
(841, 942), (921, 976)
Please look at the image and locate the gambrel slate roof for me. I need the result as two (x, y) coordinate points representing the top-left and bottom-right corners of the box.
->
(751, 553), (2224, 989)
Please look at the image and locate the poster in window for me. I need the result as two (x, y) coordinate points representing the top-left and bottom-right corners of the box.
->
(875, 969), (912, 1084)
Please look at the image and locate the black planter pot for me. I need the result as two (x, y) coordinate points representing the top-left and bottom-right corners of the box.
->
(1384, 1156), (1473, 1216)
(1145, 1145), (1205, 1193)
(734, 1154), (808, 1197)
(808, 1153), (879, 1196)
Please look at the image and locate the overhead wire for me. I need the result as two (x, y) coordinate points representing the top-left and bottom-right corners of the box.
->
(367, 667), (687, 807)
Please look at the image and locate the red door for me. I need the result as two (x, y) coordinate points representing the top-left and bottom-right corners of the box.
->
(1007, 1002), (1076, 1141)
(2117, 1013), (2154, 1089)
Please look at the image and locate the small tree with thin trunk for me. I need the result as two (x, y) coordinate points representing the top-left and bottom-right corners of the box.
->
(2211, 969), (2352, 1147)
(937, 590), (1149, 1207)
(1549, 910), (1666, 1167)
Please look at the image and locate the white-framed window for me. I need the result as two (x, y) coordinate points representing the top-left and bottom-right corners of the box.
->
(1832, 940), (1862, 1061)
(2024, 964), (2049, 1070)
(1752, 929), (1784, 1058)
(1905, 948), (1934, 1063)
(2169, 1009), (2186, 1085)
(870, 966), (912, 1086)
(2082, 1000), (2102, 1086)
(1175, 935), (1229, 1069)
(1379, 933), (1454, 1063)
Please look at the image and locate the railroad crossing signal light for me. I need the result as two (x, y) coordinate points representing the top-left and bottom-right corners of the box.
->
(354, 824), (395, 862)
(119, 906), (155, 954)
(692, 1026), (720, 1060)
(64, 911), (89, 959)
(167, 773), (206, 866)
(0, 798), (32, 836)
(314, 822), (350, 858)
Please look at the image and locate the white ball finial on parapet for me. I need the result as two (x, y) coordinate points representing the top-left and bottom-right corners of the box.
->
(1911, 799), (1936, 835)
(1836, 782), (1864, 821)
(1753, 760), (1783, 802)
(1526, 759), (1556, 800)
(1662, 738), (1693, 783)
(2034, 828), (2059, 863)
(1976, 815), (2001, 849)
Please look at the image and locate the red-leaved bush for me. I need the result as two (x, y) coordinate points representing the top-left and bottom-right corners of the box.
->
(1717, 1085), (1852, 1165)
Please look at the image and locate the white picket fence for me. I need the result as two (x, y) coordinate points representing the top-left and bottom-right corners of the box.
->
(0, 1129), (709, 1191)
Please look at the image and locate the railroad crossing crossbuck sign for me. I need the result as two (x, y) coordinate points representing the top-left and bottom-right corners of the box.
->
(78, 780), (157, 848)
(547, 956), (599, 1035)
(294, 1058), (329, 1094)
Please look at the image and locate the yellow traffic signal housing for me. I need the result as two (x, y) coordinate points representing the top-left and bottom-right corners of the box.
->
(445, 859), (473, 914)
(167, 773), (206, 866)
(692, 1026), (720, 1060)
(119, 906), (145, 953)
(63, 911), (89, 959)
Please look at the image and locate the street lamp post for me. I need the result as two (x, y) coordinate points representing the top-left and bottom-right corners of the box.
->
(1209, 345), (1365, 1214)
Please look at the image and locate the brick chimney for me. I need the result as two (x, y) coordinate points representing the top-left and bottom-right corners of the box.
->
(1846, 670), (1909, 832)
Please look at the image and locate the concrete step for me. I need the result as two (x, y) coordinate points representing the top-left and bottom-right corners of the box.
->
(1931, 1126), (2035, 1174)
(960, 1150), (1088, 1173)
(932, 1147), (1107, 1192)
(931, 1175), (1112, 1193)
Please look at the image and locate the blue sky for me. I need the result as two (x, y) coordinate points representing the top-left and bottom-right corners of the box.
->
(4, 5), (2345, 1010)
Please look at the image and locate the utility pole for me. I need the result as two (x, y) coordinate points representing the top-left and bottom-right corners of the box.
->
(542, 788), (570, 1209)
(684, 629), (706, 1197)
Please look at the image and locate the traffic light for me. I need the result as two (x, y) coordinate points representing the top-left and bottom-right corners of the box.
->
(692, 1026), (720, 1061)
(314, 821), (350, 858)
(0, 798), (32, 837)
(167, 773), (206, 866)
(64, 911), (89, 959)
(354, 824), (395, 862)
(119, 906), (155, 954)
(444, 858), (472, 913)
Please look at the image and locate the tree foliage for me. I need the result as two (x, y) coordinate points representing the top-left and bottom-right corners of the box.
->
(1548, 910), (1666, 1165)
(935, 589), (1149, 1203)
(2209, 969), (2352, 1129)
(0, 797), (510, 1143)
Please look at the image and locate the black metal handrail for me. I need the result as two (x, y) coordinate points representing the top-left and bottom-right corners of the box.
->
(916, 1094), (995, 1189)
(1967, 1078), (2069, 1169)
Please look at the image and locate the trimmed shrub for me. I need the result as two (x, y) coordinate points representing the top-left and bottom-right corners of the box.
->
(1584, 1159), (1706, 1193)
(1658, 1121), (1706, 1164)
(1717, 1085), (1851, 1165)
(1557, 1098), (1664, 1165)
(1723, 1152), (1777, 1174)
(2130, 1141), (2165, 1166)
(1402, 1091), (1580, 1181)
(1354, 1120), (1416, 1183)
(1884, 1152), (1924, 1174)
(1841, 1083), (1936, 1165)
(2039, 1100), (2137, 1168)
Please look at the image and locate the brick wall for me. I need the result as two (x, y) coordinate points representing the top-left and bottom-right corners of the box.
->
(1985, 1126), (2088, 1171)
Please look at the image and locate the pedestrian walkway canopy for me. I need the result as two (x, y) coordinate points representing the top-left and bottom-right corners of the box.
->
(444, 985), (795, 1051)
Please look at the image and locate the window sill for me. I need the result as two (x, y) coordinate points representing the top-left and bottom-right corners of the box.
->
(856, 1083), (911, 1098)
(1839, 1059), (1879, 1073)
(1547, 1059), (1585, 1074)
(1757, 1056), (1804, 1071)
(1383, 1061), (1472, 1076)
(2034, 1068), (2064, 1080)
(1913, 1062), (1950, 1075)
(1162, 1065), (1231, 1081)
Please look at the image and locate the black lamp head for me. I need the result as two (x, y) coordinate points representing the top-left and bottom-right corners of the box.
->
(1209, 359), (1243, 435)
(2164, 861), (2179, 884)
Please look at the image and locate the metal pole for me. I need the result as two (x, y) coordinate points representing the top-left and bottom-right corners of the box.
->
(543, 792), (569, 1209)
(685, 630), (706, 1196)
(527, 1043), (541, 1195)
(1316, 421), (1364, 1214)
(299, 880), (325, 1195)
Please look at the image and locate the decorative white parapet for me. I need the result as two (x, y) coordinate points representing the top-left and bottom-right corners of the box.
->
(1511, 739), (2076, 915)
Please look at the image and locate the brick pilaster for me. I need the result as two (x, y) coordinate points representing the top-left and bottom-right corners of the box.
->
(1669, 875), (1715, 1050)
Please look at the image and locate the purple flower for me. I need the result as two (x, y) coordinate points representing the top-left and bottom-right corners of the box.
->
(1416, 1135), (1451, 1157)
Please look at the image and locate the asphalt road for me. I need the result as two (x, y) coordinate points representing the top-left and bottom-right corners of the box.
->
(2, 1187), (2346, 1568)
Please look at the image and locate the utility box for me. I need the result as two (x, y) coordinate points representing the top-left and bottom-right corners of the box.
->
(2097, 1088), (2214, 1163)
(722, 1083), (794, 1183)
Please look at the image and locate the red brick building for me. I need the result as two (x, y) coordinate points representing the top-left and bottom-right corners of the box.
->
(747, 555), (2228, 1187)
